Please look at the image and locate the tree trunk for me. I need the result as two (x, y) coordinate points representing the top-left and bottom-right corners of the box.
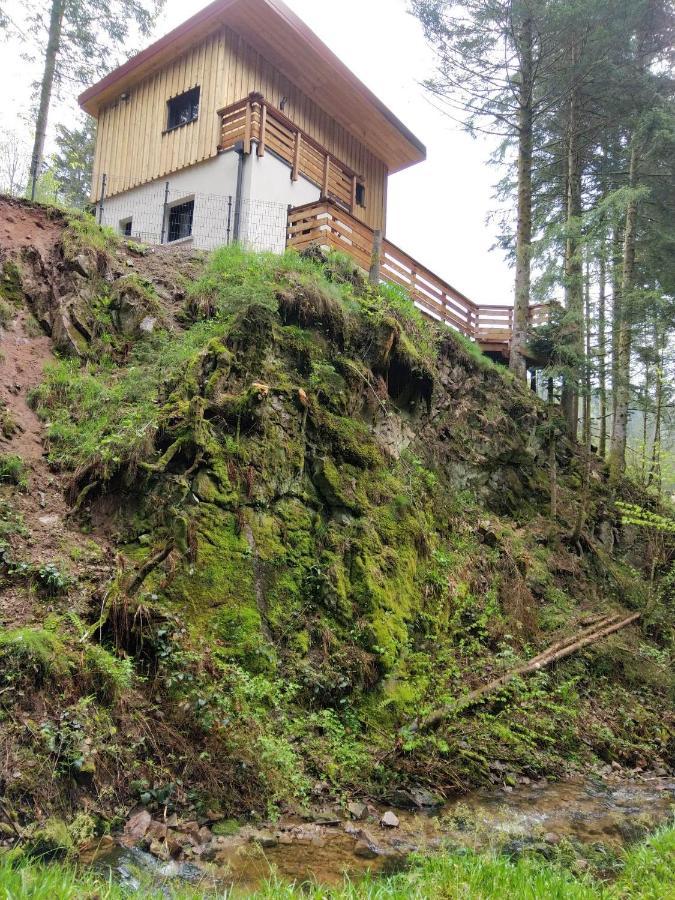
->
(561, 78), (584, 441)
(647, 321), (663, 492)
(30, 0), (66, 199)
(597, 237), (608, 458)
(641, 356), (650, 484)
(609, 145), (639, 481)
(407, 612), (641, 732)
(610, 224), (622, 429)
(582, 255), (592, 448)
(509, 14), (534, 380)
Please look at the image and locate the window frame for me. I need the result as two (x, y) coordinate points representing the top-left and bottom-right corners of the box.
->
(165, 86), (200, 133)
(119, 218), (133, 237)
(355, 182), (366, 208)
(166, 198), (195, 243)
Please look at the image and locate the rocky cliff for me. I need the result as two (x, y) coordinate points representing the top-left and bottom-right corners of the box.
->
(0, 198), (671, 840)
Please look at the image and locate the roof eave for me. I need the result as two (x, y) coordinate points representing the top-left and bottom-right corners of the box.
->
(78, 0), (426, 171)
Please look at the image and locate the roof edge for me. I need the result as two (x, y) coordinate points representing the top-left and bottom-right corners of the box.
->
(78, 0), (426, 168)
(78, 0), (239, 114)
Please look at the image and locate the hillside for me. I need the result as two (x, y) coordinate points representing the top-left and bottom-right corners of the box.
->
(0, 198), (672, 846)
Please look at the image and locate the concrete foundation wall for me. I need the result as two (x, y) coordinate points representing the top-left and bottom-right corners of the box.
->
(99, 147), (319, 254)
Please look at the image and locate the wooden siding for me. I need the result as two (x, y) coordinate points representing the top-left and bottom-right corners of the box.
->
(92, 26), (389, 231)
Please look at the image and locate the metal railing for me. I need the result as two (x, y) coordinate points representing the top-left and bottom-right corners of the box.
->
(287, 199), (547, 350)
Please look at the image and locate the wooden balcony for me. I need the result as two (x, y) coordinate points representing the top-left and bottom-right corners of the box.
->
(287, 200), (546, 358)
(218, 93), (361, 214)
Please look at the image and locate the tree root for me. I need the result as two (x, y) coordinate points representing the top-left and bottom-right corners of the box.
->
(126, 541), (175, 596)
(406, 611), (642, 733)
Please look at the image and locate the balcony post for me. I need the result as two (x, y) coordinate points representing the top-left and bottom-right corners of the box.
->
(292, 131), (301, 181)
(257, 102), (267, 157)
(243, 98), (252, 155)
(322, 154), (330, 197)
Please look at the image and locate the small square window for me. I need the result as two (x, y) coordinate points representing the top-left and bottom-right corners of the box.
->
(167, 200), (194, 242)
(120, 218), (132, 237)
(167, 87), (200, 131)
(355, 183), (366, 207)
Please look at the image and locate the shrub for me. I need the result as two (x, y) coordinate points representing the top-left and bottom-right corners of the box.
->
(0, 298), (14, 327)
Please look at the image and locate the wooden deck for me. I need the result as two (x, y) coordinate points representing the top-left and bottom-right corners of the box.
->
(287, 200), (546, 358)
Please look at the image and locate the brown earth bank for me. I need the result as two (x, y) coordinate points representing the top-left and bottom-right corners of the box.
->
(0, 197), (672, 861)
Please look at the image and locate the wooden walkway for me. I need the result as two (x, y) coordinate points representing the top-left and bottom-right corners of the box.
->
(287, 200), (546, 358)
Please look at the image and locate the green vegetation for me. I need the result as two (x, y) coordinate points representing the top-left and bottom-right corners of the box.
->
(0, 220), (672, 853)
(0, 298), (14, 328)
(0, 453), (27, 489)
(0, 823), (673, 898)
(0, 626), (71, 679)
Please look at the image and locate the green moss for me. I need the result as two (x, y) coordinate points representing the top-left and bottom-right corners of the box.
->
(214, 605), (274, 673)
(211, 819), (240, 836)
(83, 643), (134, 701)
(24, 819), (74, 861)
(0, 627), (71, 680)
(0, 260), (23, 306)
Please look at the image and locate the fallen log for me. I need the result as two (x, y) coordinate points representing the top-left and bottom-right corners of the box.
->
(407, 612), (641, 733)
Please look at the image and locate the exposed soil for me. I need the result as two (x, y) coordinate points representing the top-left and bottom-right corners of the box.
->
(0, 199), (63, 257)
(0, 307), (114, 627)
(0, 201), (115, 627)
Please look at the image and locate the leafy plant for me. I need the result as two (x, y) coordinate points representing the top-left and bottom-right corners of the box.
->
(83, 643), (134, 701)
(36, 562), (71, 596)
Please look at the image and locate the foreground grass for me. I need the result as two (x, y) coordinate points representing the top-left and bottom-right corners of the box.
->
(1, 824), (673, 899)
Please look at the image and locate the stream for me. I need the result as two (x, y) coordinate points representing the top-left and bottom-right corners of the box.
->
(92, 774), (675, 895)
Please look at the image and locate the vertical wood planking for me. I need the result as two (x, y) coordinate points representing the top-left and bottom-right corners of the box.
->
(93, 25), (389, 229)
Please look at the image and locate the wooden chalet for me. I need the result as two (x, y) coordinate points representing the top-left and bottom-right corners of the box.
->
(79, 0), (540, 356)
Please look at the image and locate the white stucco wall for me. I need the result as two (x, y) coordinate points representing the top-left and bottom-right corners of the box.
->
(237, 148), (320, 253)
(98, 145), (319, 253)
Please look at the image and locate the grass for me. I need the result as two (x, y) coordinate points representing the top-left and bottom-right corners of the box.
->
(26, 242), (439, 479)
(0, 298), (14, 328)
(0, 824), (672, 899)
(0, 454), (27, 489)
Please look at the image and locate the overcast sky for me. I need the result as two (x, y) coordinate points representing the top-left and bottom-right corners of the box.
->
(0, 0), (513, 306)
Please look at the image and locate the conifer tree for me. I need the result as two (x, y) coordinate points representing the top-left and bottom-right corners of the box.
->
(19, 0), (164, 198)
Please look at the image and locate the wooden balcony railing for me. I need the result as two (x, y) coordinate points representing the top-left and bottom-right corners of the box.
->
(217, 93), (361, 214)
(287, 200), (547, 353)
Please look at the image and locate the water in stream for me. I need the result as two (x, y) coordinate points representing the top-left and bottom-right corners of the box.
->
(94, 776), (675, 895)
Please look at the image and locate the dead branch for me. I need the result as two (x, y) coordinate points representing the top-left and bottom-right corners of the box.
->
(408, 612), (641, 733)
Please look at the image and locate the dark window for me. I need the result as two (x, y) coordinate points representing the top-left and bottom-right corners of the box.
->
(168, 200), (194, 242)
(120, 219), (132, 237)
(166, 87), (200, 131)
(355, 182), (366, 207)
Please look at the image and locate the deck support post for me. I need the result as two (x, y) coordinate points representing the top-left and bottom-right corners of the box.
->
(233, 141), (247, 243)
(98, 173), (107, 225)
(369, 228), (383, 286)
